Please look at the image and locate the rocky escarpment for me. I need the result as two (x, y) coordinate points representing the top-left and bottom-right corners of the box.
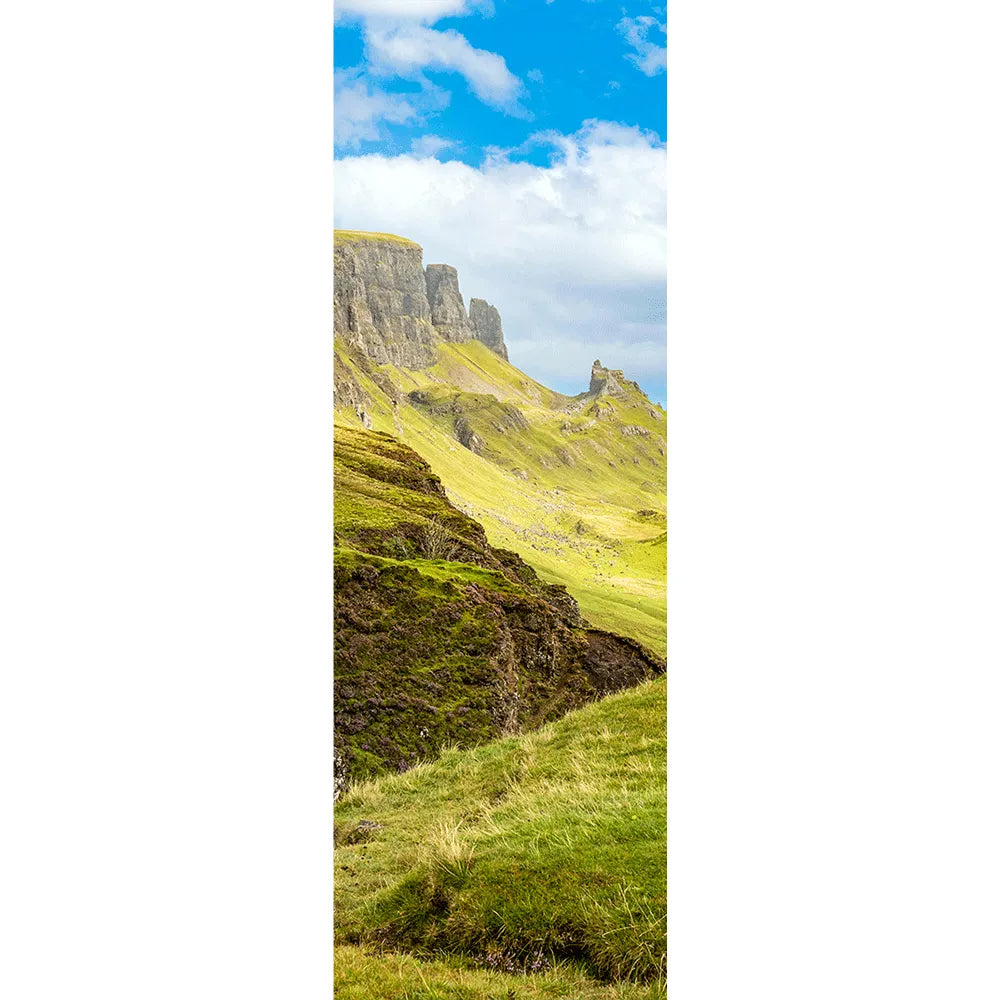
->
(334, 232), (438, 369)
(333, 425), (663, 793)
(425, 264), (475, 343)
(334, 231), (508, 367)
(469, 297), (509, 360)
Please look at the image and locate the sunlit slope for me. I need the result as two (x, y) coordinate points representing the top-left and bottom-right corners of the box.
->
(335, 678), (667, 985)
(335, 339), (667, 656)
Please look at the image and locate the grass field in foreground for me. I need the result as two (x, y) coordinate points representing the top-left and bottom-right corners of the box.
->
(335, 678), (666, 985)
(334, 945), (668, 1000)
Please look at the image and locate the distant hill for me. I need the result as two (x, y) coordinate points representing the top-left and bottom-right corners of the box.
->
(334, 230), (667, 656)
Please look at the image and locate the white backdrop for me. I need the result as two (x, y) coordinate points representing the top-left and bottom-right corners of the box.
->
(2, 1), (1000, 996)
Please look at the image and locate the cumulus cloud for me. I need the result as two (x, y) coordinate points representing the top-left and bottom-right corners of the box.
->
(527, 68), (544, 83)
(365, 23), (525, 113)
(334, 0), (490, 25)
(334, 120), (666, 392)
(617, 15), (667, 76)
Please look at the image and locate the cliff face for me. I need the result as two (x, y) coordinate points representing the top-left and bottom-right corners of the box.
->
(334, 231), (508, 366)
(469, 297), (508, 360)
(425, 264), (475, 343)
(333, 233), (438, 369)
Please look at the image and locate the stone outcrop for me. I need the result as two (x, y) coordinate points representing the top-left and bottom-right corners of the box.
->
(589, 359), (647, 399)
(407, 387), (529, 456)
(588, 359), (625, 396)
(454, 416), (485, 455)
(469, 297), (509, 360)
(334, 232), (509, 368)
(334, 234), (438, 368)
(425, 264), (475, 342)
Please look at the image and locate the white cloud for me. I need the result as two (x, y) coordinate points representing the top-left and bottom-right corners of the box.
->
(365, 23), (525, 113)
(527, 68), (544, 83)
(334, 0), (489, 25)
(410, 134), (456, 157)
(334, 120), (666, 390)
(617, 14), (667, 76)
(334, 72), (422, 146)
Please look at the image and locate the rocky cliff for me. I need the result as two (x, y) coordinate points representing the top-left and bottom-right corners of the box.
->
(333, 232), (438, 369)
(469, 297), (508, 360)
(334, 230), (508, 366)
(425, 264), (474, 343)
(588, 359), (647, 398)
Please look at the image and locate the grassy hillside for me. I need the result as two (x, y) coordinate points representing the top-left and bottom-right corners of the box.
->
(334, 425), (662, 790)
(335, 678), (667, 986)
(335, 338), (667, 656)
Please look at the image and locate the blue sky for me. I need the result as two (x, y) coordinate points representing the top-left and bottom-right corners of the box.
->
(334, 0), (667, 404)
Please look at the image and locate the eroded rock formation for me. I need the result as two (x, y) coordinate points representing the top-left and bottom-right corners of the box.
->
(333, 235), (438, 368)
(469, 297), (509, 360)
(334, 232), (509, 367)
(588, 359), (647, 399)
(425, 264), (475, 342)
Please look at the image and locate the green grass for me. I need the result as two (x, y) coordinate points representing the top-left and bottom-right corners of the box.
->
(334, 424), (470, 540)
(335, 678), (667, 984)
(334, 546), (511, 783)
(334, 945), (668, 1000)
(335, 229), (422, 248)
(335, 545), (521, 597)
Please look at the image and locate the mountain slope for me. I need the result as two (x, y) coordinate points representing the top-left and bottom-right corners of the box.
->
(334, 425), (663, 793)
(334, 230), (666, 656)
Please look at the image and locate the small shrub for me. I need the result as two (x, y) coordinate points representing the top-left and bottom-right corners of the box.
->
(385, 534), (414, 560)
(422, 515), (458, 560)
